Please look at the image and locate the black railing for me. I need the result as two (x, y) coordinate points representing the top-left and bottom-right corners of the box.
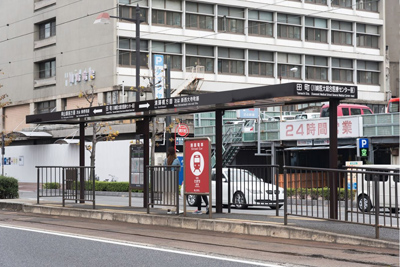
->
(226, 165), (282, 214)
(147, 165), (180, 214)
(283, 166), (399, 238)
(36, 166), (95, 209)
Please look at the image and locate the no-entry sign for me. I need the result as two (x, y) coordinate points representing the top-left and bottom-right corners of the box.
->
(184, 138), (211, 194)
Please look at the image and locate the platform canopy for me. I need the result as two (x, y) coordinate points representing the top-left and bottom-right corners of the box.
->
(26, 83), (357, 125)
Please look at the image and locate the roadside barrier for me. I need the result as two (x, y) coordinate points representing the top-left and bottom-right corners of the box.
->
(283, 166), (399, 239)
(36, 166), (95, 208)
(147, 165), (180, 214)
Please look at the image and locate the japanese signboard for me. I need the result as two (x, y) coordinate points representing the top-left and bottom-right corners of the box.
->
(295, 83), (357, 98)
(280, 117), (361, 140)
(154, 55), (165, 99)
(184, 138), (211, 194)
(236, 108), (260, 119)
(357, 138), (369, 158)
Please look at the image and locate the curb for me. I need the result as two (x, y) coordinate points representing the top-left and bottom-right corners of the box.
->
(0, 202), (398, 250)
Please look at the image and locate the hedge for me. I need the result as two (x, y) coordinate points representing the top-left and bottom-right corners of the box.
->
(0, 176), (19, 199)
(64, 181), (138, 192)
(286, 187), (356, 201)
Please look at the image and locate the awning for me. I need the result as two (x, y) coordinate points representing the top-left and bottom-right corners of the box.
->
(13, 131), (52, 138)
(284, 145), (356, 151)
(54, 139), (80, 145)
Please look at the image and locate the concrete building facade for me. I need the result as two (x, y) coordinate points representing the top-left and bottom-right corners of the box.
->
(0, 0), (390, 136)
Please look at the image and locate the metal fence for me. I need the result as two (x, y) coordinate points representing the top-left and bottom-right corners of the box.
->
(147, 165), (180, 214)
(36, 166), (95, 208)
(283, 166), (399, 238)
(226, 165), (282, 215)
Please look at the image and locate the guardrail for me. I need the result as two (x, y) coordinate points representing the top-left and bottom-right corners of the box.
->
(147, 165), (180, 214)
(36, 166), (95, 208)
(283, 166), (399, 239)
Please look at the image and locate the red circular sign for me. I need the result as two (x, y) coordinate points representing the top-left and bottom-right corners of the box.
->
(177, 124), (189, 137)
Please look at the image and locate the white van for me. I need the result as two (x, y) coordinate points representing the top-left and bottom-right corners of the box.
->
(294, 113), (320, 120)
(355, 165), (399, 213)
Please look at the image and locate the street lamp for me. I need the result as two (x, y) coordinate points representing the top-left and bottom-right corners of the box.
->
(94, 5), (144, 102)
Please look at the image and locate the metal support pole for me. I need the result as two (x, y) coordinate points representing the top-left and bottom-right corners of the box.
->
(284, 169), (288, 225)
(79, 122), (85, 203)
(143, 119), (150, 208)
(165, 58), (172, 151)
(135, 4), (141, 102)
(216, 110), (223, 213)
(329, 98), (339, 219)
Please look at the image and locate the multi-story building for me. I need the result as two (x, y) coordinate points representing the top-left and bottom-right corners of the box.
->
(0, 0), (389, 138)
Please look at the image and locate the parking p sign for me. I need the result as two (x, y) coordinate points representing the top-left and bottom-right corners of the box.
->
(357, 138), (369, 158)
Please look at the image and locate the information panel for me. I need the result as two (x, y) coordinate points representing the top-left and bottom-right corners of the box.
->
(184, 138), (211, 194)
(129, 144), (144, 189)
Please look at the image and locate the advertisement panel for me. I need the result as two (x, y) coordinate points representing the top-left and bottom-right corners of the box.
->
(280, 116), (361, 140)
(184, 138), (210, 194)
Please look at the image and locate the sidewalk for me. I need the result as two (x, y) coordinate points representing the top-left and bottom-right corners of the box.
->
(1, 193), (398, 250)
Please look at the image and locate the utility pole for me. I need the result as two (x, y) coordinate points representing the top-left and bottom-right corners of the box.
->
(165, 57), (173, 151)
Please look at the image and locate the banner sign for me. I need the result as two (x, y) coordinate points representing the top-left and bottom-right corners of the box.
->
(184, 138), (211, 194)
(154, 54), (165, 99)
(236, 108), (259, 119)
(280, 117), (361, 140)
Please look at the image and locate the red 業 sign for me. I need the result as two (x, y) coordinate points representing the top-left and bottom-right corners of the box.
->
(184, 138), (210, 194)
(177, 123), (189, 137)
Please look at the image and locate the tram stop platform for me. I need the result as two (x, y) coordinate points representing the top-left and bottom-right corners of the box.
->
(0, 187), (398, 250)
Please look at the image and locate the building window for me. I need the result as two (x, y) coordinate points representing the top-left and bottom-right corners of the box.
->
(152, 41), (182, 70)
(248, 50), (274, 77)
(278, 53), (301, 79)
(305, 56), (328, 81)
(152, 0), (182, 27)
(248, 10), (273, 37)
(331, 20), (353, 45)
(356, 0), (379, 12)
(38, 59), (56, 79)
(217, 6), (245, 34)
(305, 0), (327, 5)
(331, 0), (352, 8)
(356, 24), (379, 48)
(357, 60), (379, 85)
(332, 58), (353, 83)
(118, 38), (149, 68)
(217, 47), (245, 75)
(305, 17), (327, 43)
(38, 19), (56, 40)
(186, 44), (214, 73)
(277, 14), (301, 40)
(36, 100), (56, 114)
(185, 2), (214, 31)
(119, 1), (148, 23)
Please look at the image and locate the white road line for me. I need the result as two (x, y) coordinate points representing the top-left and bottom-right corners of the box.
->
(0, 224), (281, 267)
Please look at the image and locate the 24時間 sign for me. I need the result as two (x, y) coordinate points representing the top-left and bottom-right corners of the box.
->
(184, 138), (210, 194)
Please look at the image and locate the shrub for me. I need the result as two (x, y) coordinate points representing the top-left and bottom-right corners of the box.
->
(0, 176), (19, 199)
(43, 182), (60, 189)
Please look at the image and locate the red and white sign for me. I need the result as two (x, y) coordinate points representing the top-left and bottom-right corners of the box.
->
(177, 123), (189, 137)
(184, 138), (210, 194)
(280, 117), (361, 140)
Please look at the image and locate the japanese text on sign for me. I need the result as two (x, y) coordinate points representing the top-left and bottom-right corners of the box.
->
(280, 117), (360, 140)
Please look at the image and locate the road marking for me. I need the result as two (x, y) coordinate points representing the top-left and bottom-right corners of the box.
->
(0, 224), (281, 267)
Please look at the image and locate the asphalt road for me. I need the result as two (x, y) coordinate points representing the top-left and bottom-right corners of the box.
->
(0, 226), (272, 267)
(0, 211), (398, 267)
